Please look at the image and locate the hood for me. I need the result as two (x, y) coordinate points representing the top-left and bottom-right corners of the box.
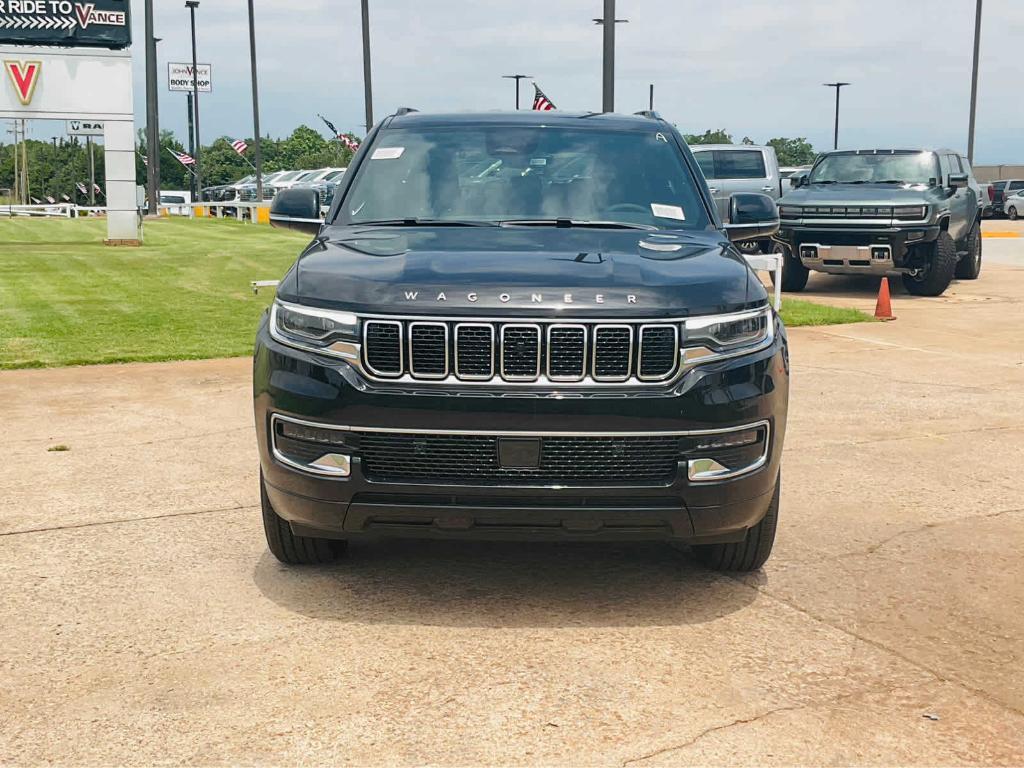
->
(781, 182), (939, 207)
(277, 226), (765, 317)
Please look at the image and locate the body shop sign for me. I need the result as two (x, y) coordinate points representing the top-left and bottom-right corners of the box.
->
(0, 0), (130, 48)
(167, 62), (211, 93)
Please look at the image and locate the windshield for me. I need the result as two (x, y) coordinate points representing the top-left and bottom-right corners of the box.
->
(809, 152), (938, 185)
(339, 125), (709, 229)
(275, 171), (304, 182)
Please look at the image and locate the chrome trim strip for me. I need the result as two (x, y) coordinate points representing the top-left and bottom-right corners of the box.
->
(407, 321), (449, 380)
(546, 324), (587, 382)
(592, 324), (633, 382)
(453, 322), (495, 380)
(271, 411), (769, 438)
(500, 323), (542, 381)
(362, 320), (404, 378)
(637, 324), (680, 382)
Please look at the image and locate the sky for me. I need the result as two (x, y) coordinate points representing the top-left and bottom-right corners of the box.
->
(27, 0), (1024, 164)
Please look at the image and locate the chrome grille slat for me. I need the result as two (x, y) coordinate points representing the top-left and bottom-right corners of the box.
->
(361, 317), (697, 385)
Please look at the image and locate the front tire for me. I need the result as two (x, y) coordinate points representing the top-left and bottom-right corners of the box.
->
(955, 221), (982, 280)
(1009, 206), (1019, 221)
(692, 475), (780, 572)
(902, 231), (957, 296)
(261, 472), (346, 565)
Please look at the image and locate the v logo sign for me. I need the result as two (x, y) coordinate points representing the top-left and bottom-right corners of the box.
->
(4, 60), (42, 106)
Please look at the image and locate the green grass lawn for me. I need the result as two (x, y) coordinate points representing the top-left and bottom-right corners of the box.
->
(0, 217), (307, 369)
(0, 217), (869, 370)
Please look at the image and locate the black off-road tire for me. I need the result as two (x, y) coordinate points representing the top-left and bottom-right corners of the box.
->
(261, 472), (346, 565)
(902, 230), (957, 296)
(692, 475), (780, 572)
(1009, 206), (1019, 221)
(776, 242), (809, 292)
(955, 221), (982, 280)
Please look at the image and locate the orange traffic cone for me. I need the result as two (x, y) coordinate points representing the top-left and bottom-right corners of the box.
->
(874, 277), (895, 321)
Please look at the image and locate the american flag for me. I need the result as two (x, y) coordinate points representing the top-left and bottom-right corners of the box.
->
(169, 148), (196, 167)
(532, 83), (556, 111)
(340, 135), (360, 152)
(231, 138), (248, 155)
(76, 182), (87, 194)
(140, 154), (148, 166)
(93, 183), (102, 194)
(45, 195), (56, 204)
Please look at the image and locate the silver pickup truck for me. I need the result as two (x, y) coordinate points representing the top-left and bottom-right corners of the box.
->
(691, 144), (782, 254)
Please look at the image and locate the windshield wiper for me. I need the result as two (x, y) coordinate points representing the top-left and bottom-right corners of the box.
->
(353, 218), (498, 227)
(810, 180), (837, 185)
(875, 180), (907, 185)
(499, 218), (657, 231)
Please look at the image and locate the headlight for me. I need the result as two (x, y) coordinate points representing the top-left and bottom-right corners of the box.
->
(681, 306), (774, 365)
(269, 300), (359, 359)
(893, 205), (927, 221)
(779, 205), (802, 218)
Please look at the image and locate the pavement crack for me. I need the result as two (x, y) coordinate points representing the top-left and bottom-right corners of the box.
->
(852, 505), (1024, 559)
(621, 704), (803, 765)
(0, 503), (255, 538)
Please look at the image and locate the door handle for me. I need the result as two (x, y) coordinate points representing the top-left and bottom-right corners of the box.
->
(708, 187), (719, 194)
(761, 185), (774, 192)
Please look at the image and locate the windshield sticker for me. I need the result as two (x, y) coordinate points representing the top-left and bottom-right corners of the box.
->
(651, 203), (686, 220)
(529, 158), (548, 166)
(371, 147), (405, 160)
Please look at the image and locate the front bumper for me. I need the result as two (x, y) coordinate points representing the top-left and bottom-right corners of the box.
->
(777, 222), (939, 274)
(253, 317), (789, 543)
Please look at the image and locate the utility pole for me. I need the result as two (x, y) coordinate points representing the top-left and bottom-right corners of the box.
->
(501, 74), (531, 110)
(361, 0), (373, 131)
(9, 122), (19, 204)
(185, 1), (202, 199)
(823, 82), (850, 150)
(186, 93), (196, 200)
(594, 0), (627, 113)
(967, 0), (983, 163)
(649, 83), (654, 111)
(144, 0), (160, 214)
(247, 0), (264, 201)
(21, 119), (28, 203)
(87, 136), (95, 205)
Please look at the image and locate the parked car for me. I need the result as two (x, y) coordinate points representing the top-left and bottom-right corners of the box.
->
(1004, 188), (1024, 219)
(776, 148), (982, 296)
(990, 179), (1024, 216)
(294, 168), (347, 212)
(259, 109), (787, 572)
(691, 144), (782, 254)
(158, 190), (191, 215)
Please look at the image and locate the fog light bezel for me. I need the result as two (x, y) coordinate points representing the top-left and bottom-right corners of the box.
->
(685, 421), (771, 483)
(270, 414), (353, 478)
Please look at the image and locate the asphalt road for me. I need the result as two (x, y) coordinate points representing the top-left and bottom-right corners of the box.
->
(2, 235), (1023, 766)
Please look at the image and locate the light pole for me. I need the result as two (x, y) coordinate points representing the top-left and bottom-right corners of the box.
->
(823, 82), (850, 150)
(247, 0), (263, 201)
(501, 74), (531, 110)
(185, 1), (202, 199)
(593, 1), (627, 113)
(144, 0), (160, 215)
(967, 0), (983, 164)
(361, 0), (373, 131)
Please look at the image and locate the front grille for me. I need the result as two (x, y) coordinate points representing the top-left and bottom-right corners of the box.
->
(362, 318), (681, 385)
(357, 432), (680, 486)
(799, 206), (895, 218)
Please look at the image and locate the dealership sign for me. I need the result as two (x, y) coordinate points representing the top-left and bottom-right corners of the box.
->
(66, 118), (103, 135)
(167, 62), (211, 93)
(0, 0), (130, 49)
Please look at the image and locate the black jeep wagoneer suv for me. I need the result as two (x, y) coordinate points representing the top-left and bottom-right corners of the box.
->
(257, 110), (788, 571)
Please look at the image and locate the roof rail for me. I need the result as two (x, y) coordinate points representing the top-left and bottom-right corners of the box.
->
(395, 106), (418, 116)
(634, 110), (662, 120)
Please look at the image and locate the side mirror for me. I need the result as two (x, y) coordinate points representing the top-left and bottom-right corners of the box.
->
(948, 173), (968, 191)
(790, 173), (808, 188)
(725, 192), (780, 243)
(270, 188), (322, 234)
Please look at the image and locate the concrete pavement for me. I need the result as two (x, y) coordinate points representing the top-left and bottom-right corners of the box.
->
(1, 259), (1023, 765)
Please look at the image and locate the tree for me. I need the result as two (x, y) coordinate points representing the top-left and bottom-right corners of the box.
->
(684, 129), (732, 145)
(767, 137), (817, 166)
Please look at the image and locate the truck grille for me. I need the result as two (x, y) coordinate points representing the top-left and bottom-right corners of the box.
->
(362, 318), (680, 385)
(356, 432), (679, 485)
